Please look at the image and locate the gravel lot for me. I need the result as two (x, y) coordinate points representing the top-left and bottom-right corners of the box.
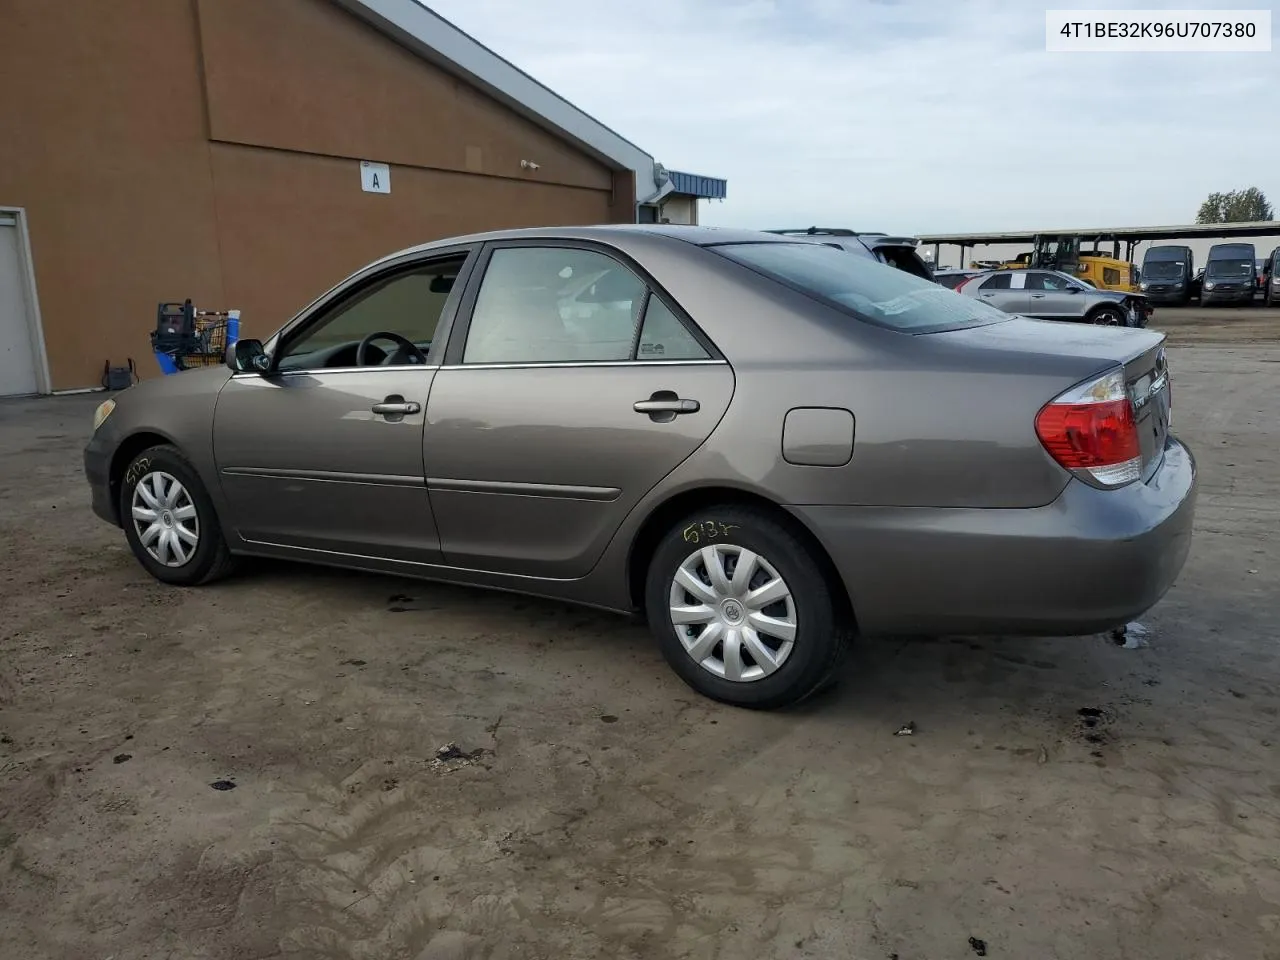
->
(2, 310), (1278, 960)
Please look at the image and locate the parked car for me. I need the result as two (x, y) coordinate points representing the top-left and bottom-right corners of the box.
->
(956, 268), (1151, 326)
(763, 227), (935, 281)
(932, 268), (984, 290)
(84, 226), (1195, 710)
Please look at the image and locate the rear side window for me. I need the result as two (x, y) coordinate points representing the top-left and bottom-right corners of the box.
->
(980, 273), (1011, 289)
(463, 247), (646, 363)
(713, 243), (1007, 332)
(637, 297), (709, 361)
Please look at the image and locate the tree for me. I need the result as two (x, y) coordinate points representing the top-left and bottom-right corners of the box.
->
(1195, 187), (1274, 224)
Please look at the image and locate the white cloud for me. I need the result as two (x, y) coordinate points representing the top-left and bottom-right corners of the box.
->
(425, 0), (1278, 235)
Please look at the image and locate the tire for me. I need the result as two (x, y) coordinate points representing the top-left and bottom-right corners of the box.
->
(643, 505), (848, 710)
(118, 444), (236, 586)
(1088, 305), (1126, 326)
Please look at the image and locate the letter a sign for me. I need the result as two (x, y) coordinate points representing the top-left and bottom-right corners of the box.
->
(360, 161), (391, 194)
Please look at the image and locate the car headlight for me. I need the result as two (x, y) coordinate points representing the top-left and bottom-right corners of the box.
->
(1204, 282), (1216, 290)
(92, 398), (116, 432)
(1173, 281), (1184, 288)
(1139, 282), (1149, 290)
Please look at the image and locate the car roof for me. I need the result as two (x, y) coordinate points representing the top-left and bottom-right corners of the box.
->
(355, 224), (821, 275)
(410, 223), (791, 252)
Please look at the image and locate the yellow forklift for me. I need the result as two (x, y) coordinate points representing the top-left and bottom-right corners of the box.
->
(1004, 234), (1140, 293)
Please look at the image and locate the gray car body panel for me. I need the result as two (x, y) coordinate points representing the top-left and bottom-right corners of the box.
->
(85, 225), (1196, 634)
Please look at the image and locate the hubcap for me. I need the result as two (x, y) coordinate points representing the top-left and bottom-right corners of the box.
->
(131, 471), (200, 567)
(668, 544), (798, 683)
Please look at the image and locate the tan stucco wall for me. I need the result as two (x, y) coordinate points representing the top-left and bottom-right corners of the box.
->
(0, 0), (630, 390)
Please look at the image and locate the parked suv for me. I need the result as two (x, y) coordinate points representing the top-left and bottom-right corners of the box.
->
(956, 268), (1150, 326)
(764, 228), (935, 281)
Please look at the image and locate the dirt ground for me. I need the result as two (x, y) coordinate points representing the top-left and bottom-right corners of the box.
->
(1, 310), (1278, 960)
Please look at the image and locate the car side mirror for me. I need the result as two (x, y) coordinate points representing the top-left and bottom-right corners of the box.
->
(228, 338), (271, 373)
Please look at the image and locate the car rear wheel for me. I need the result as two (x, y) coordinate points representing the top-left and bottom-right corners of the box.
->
(644, 506), (848, 709)
(119, 444), (236, 586)
(1088, 305), (1126, 326)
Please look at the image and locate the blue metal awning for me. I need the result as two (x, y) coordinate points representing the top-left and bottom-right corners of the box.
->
(668, 170), (727, 200)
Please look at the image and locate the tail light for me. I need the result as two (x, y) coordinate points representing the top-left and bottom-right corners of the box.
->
(1035, 367), (1140, 488)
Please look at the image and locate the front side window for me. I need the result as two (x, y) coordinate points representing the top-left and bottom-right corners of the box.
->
(463, 247), (648, 363)
(1029, 272), (1081, 291)
(279, 256), (466, 370)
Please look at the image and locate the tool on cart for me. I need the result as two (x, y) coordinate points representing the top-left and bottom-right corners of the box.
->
(150, 300), (240, 374)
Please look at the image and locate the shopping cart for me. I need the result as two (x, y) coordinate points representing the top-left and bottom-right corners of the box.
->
(150, 300), (241, 375)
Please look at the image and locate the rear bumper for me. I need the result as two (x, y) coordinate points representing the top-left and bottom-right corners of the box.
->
(787, 436), (1197, 637)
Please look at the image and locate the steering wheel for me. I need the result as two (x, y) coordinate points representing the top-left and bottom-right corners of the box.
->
(355, 332), (428, 367)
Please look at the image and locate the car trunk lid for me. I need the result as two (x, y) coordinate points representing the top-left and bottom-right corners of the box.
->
(1125, 338), (1171, 481)
(927, 317), (1171, 481)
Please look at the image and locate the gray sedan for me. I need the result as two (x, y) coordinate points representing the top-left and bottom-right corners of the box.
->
(84, 226), (1195, 710)
(956, 268), (1150, 326)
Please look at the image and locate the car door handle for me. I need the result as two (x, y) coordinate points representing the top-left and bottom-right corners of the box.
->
(371, 401), (420, 415)
(1030, 293), (1046, 299)
(634, 398), (699, 415)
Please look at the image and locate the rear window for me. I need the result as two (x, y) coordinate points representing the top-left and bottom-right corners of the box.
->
(713, 242), (1006, 332)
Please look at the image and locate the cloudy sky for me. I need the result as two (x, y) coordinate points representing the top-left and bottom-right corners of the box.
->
(425, 0), (1277, 236)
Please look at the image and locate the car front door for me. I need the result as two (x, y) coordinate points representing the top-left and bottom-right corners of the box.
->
(423, 241), (734, 579)
(212, 249), (475, 563)
(1024, 271), (1083, 319)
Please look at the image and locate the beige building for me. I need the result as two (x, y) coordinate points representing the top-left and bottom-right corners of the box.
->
(0, 0), (727, 395)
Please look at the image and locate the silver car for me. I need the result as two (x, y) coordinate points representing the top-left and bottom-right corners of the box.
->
(956, 268), (1150, 326)
(84, 226), (1195, 710)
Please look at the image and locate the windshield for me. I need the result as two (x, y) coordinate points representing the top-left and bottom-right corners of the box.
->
(712, 242), (1007, 332)
(1142, 261), (1184, 280)
(1206, 259), (1253, 278)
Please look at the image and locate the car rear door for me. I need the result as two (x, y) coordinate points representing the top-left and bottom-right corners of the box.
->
(423, 240), (734, 579)
(971, 271), (1028, 313)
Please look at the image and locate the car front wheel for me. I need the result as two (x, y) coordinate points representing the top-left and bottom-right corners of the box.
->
(644, 506), (848, 709)
(119, 444), (236, 586)
(1089, 305), (1126, 326)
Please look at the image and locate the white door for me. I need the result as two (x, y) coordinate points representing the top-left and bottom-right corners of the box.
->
(0, 218), (40, 397)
